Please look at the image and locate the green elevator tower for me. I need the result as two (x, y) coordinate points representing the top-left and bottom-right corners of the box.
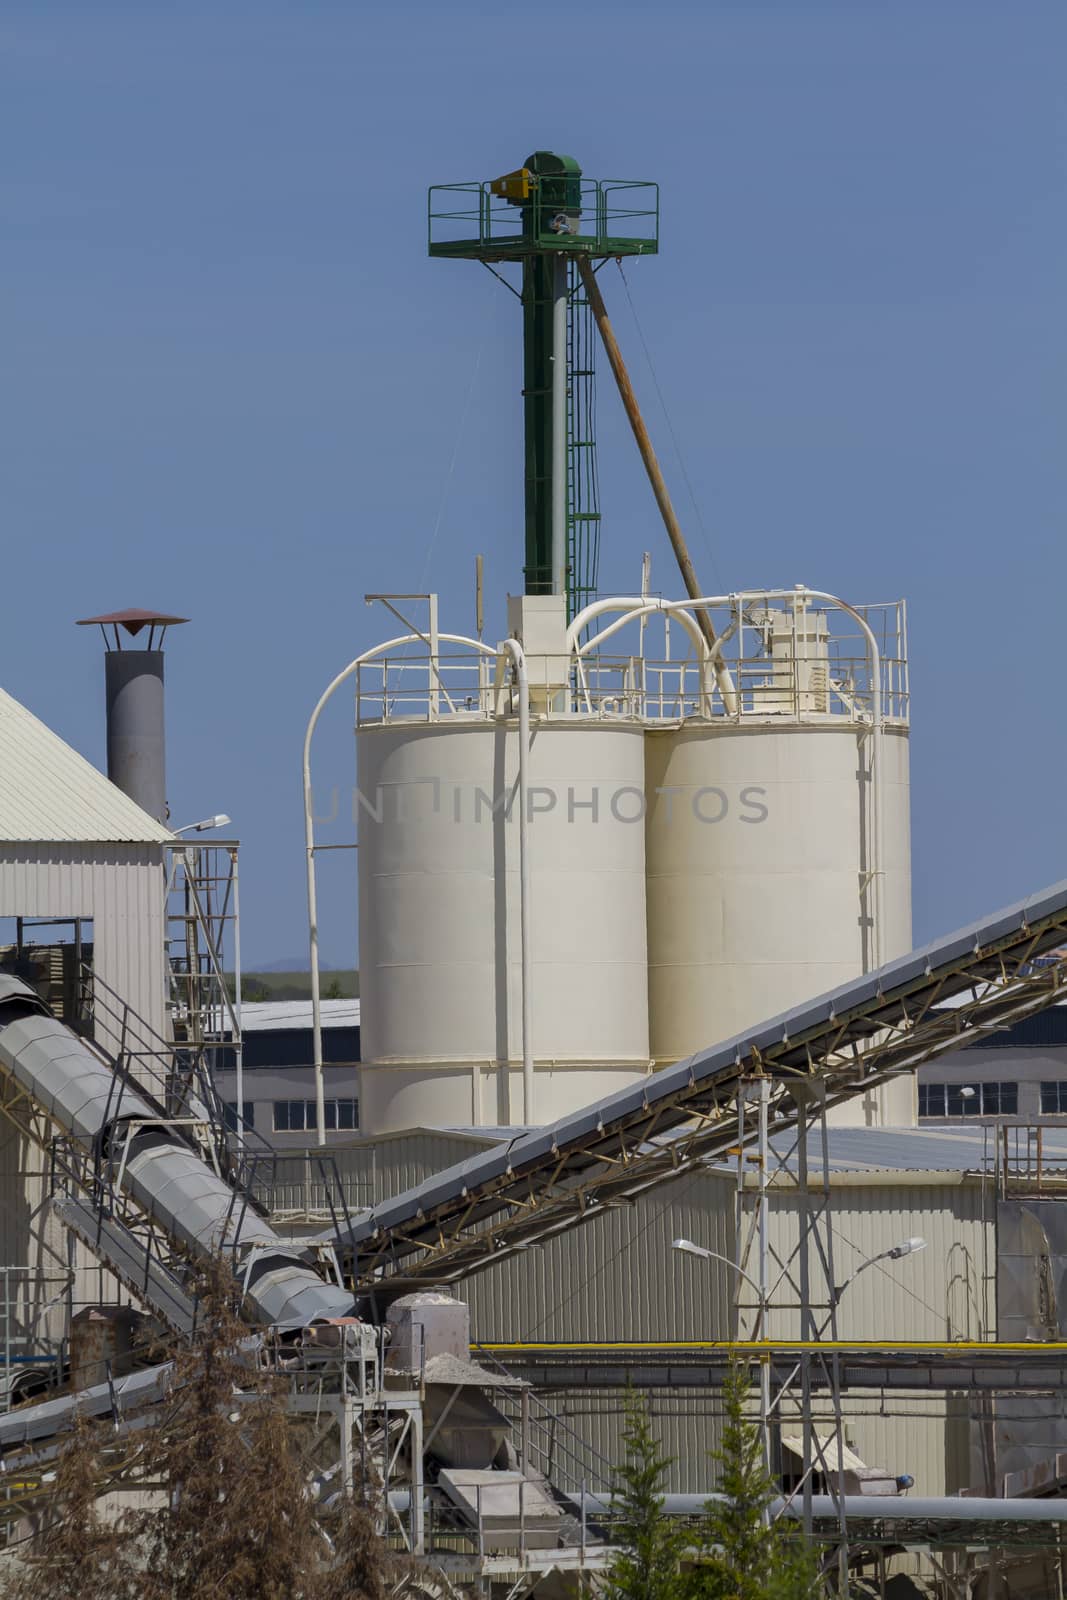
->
(428, 154), (658, 618)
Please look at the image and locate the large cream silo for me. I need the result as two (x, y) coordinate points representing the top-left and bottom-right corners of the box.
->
(355, 597), (650, 1134)
(639, 589), (913, 1126)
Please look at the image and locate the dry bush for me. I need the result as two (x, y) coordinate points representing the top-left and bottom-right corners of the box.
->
(5, 1410), (139, 1600)
(127, 1256), (327, 1600)
(8, 1257), (408, 1600)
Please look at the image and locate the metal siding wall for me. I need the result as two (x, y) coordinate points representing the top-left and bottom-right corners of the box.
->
(759, 1181), (994, 1342)
(465, 1171), (735, 1344)
(464, 1177), (992, 1497)
(460, 1177), (993, 1346)
(540, 1390), (724, 1495)
(0, 845), (167, 1049)
(837, 1393), (963, 1498)
(267, 1132), (502, 1215)
(358, 1132), (500, 1201)
(527, 1389), (963, 1497)
(0, 1119), (123, 1355)
(0, 846), (165, 1330)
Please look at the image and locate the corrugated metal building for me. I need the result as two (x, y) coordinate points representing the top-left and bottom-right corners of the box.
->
(212, 1000), (362, 1146)
(919, 1001), (1067, 1122)
(301, 1125), (1010, 1497)
(0, 685), (174, 1362)
(0, 687), (172, 1047)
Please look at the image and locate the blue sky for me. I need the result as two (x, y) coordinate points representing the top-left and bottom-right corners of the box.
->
(3, 0), (1065, 967)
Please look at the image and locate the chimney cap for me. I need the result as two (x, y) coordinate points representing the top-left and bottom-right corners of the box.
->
(76, 608), (189, 635)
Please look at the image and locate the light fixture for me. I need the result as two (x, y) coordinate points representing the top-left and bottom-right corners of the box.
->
(672, 1237), (712, 1260)
(886, 1236), (927, 1260)
(173, 813), (232, 836)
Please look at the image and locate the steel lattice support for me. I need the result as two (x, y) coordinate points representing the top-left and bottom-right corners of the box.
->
(732, 1079), (852, 1581)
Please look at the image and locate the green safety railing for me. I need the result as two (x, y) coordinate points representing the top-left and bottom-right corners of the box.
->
(428, 177), (659, 260)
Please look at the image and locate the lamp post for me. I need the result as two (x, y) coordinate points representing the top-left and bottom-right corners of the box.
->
(671, 1233), (929, 1519)
(672, 1237), (775, 1498)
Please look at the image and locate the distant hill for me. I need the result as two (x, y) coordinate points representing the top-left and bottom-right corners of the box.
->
(253, 955), (342, 973)
(227, 970), (359, 1002)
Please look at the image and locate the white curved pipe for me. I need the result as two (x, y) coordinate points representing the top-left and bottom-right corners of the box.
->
(568, 596), (738, 713)
(500, 639), (533, 1124)
(303, 632), (496, 1144)
(570, 597), (707, 664)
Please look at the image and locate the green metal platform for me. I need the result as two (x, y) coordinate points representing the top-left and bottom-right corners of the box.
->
(428, 176), (658, 263)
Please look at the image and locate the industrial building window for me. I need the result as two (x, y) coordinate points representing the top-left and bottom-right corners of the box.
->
(274, 1101), (313, 1132)
(273, 1099), (359, 1133)
(1041, 1083), (1067, 1115)
(222, 1101), (254, 1132)
(0, 918), (94, 1036)
(980, 1083), (1018, 1116)
(323, 1099), (359, 1131)
(919, 1082), (1018, 1117)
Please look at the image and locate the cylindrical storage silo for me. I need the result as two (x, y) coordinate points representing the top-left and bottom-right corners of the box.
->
(357, 717), (650, 1133)
(645, 721), (912, 1125)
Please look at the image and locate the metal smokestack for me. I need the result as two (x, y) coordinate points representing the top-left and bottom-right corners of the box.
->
(76, 608), (188, 824)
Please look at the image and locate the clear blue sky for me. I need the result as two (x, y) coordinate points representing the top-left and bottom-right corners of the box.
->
(3, 0), (1065, 968)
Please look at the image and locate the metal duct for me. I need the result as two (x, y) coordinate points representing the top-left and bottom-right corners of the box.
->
(576, 1493), (1067, 1524)
(0, 1362), (176, 1457)
(76, 606), (190, 824)
(0, 976), (354, 1330)
(103, 650), (167, 823)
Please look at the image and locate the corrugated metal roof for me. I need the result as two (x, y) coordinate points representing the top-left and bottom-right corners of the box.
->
(237, 999), (360, 1032)
(754, 1125), (1067, 1176)
(0, 687), (172, 844)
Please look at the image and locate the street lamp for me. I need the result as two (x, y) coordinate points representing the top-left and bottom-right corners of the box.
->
(172, 814), (231, 835)
(673, 1233), (928, 1316)
(830, 1236), (926, 1308)
(673, 1232), (928, 1522)
(671, 1238), (765, 1300)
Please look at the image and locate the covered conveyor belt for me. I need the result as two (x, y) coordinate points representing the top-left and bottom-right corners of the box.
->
(335, 877), (1067, 1287)
(0, 975), (354, 1330)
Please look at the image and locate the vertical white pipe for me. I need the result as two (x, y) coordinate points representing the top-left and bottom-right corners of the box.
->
(303, 633), (497, 1147)
(551, 256), (568, 597)
(501, 639), (533, 1122)
(305, 840), (327, 1147)
(231, 847), (244, 1149)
